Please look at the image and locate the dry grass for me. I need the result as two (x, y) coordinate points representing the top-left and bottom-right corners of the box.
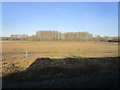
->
(2, 41), (118, 58)
(2, 41), (119, 77)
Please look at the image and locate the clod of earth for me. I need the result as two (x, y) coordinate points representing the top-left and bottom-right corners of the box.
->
(36, 57), (51, 61)
(63, 58), (77, 61)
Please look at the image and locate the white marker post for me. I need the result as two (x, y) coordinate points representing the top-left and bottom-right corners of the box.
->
(26, 51), (28, 58)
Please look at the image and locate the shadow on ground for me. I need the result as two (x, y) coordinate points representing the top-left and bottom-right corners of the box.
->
(2, 56), (120, 88)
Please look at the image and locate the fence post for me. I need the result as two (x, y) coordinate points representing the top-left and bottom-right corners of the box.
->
(26, 51), (28, 58)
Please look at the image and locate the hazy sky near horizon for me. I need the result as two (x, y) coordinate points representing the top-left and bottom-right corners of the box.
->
(2, 2), (118, 37)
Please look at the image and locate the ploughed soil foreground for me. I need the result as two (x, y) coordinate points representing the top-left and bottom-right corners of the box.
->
(2, 57), (120, 88)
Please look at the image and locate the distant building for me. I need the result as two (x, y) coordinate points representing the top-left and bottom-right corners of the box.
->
(1, 34), (29, 41)
(10, 34), (28, 38)
(0, 37), (9, 40)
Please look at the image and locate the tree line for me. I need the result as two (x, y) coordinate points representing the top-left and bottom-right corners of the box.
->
(28, 31), (119, 42)
(28, 31), (93, 41)
(1, 30), (119, 42)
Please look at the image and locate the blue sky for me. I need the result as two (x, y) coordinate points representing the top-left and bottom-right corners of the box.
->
(2, 2), (118, 37)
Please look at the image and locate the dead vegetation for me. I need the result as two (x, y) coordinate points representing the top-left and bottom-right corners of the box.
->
(2, 41), (119, 88)
(2, 57), (119, 83)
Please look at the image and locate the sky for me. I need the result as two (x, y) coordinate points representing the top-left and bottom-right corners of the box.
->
(2, 2), (118, 37)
